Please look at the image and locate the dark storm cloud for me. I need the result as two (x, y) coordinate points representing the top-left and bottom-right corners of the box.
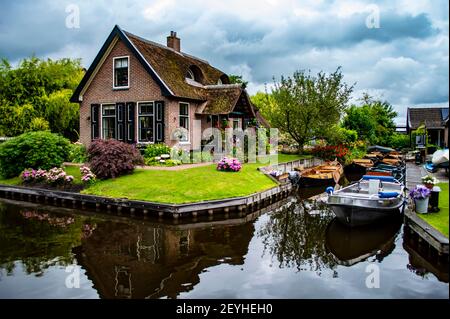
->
(0, 0), (448, 114)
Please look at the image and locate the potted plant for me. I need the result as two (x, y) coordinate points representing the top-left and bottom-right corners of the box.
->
(421, 175), (439, 189)
(409, 185), (431, 214)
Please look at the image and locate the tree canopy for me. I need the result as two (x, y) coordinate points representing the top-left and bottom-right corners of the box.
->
(254, 68), (353, 151)
(342, 94), (398, 146)
(0, 56), (84, 141)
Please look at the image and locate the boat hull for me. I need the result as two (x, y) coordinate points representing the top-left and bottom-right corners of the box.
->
(298, 176), (337, 187)
(329, 204), (402, 227)
(344, 162), (368, 176)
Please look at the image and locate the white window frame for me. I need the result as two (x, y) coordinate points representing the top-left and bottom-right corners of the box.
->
(113, 56), (130, 89)
(137, 101), (155, 144)
(100, 103), (117, 139)
(179, 102), (190, 144)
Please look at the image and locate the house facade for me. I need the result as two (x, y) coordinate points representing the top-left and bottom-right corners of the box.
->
(71, 25), (267, 150)
(406, 107), (449, 148)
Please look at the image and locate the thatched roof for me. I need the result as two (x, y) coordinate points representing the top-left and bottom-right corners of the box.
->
(126, 32), (226, 100)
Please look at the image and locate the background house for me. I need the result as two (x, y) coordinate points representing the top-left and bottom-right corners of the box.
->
(406, 107), (449, 148)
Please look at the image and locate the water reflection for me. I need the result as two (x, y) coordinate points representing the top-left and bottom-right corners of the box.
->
(258, 197), (338, 273)
(75, 218), (255, 299)
(325, 217), (402, 266)
(0, 196), (448, 299)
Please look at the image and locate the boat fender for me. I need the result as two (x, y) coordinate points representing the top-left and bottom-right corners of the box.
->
(378, 191), (400, 198)
(326, 186), (334, 195)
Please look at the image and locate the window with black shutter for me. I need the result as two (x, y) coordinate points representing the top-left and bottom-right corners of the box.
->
(116, 103), (125, 142)
(155, 101), (165, 142)
(91, 104), (100, 140)
(126, 102), (136, 143)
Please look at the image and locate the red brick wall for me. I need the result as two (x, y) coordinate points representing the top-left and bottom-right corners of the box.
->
(79, 37), (201, 149)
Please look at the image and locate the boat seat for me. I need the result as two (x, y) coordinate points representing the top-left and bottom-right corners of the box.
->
(362, 175), (396, 183)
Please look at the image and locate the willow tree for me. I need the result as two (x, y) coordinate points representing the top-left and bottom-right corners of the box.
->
(259, 68), (353, 152)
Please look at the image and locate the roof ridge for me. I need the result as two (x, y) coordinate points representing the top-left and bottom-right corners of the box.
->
(124, 30), (210, 65)
(205, 84), (242, 89)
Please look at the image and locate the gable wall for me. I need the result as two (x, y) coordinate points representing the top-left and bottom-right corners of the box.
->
(79, 38), (201, 149)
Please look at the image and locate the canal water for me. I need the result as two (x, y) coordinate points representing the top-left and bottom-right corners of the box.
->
(0, 189), (448, 299)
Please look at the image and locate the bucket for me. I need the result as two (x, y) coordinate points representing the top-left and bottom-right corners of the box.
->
(415, 197), (429, 214)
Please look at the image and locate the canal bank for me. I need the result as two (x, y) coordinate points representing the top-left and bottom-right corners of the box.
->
(404, 162), (449, 259)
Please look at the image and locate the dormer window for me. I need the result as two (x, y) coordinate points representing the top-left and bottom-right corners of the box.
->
(186, 68), (195, 81)
(113, 56), (129, 89)
(185, 65), (203, 85)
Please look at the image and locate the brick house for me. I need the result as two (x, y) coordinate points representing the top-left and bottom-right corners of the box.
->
(406, 107), (449, 148)
(71, 25), (267, 150)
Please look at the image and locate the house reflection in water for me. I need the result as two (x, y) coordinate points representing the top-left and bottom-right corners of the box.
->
(74, 218), (254, 299)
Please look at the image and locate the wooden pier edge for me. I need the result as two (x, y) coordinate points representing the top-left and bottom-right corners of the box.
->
(0, 182), (292, 219)
(404, 207), (449, 255)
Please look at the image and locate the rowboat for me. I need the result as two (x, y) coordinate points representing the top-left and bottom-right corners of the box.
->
(326, 175), (405, 227)
(289, 160), (343, 187)
(344, 159), (374, 175)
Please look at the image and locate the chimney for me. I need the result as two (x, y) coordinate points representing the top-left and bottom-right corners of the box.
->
(167, 31), (180, 52)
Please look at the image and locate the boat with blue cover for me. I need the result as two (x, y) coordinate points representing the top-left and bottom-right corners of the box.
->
(326, 175), (406, 227)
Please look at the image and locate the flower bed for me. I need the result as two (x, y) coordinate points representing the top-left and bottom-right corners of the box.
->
(217, 157), (242, 172)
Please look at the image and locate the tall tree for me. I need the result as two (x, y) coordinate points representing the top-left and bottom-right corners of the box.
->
(0, 56), (83, 140)
(342, 94), (397, 145)
(228, 74), (248, 88)
(258, 68), (353, 151)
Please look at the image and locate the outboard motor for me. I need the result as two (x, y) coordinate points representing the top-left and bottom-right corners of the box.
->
(288, 171), (300, 185)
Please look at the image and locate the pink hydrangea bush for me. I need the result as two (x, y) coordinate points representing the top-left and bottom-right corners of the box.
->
(217, 157), (242, 172)
(20, 169), (36, 183)
(20, 167), (73, 185)
(46, 168), (73, 185)
(80, 166), (96, 184)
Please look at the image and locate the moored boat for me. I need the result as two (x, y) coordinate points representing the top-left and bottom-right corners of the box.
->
(326, 175), (406, 227)
(344, 159), (374, 175)
(289, 160), (343, 187)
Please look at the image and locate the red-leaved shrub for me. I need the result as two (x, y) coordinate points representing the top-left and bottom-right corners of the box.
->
(87, 139), (143, 179)
(311, 145), (349, 162)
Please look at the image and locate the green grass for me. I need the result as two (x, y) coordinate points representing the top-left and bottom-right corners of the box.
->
(82, 153), (310, 204)
(418, 183), (449, 237)
(0, 153), (309, 204)
(0, 175), (21, 185)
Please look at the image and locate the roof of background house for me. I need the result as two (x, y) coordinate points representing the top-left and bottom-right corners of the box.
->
(71, 25), (259, 117)
(407, 107), (449, 129)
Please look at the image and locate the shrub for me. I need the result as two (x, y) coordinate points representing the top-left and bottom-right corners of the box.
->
(217, 157), (242, 172)
(80, 166), (96, 184)
(193, 151), (213, 163)
(144, 143), (171, 159)
(87, 139), (144, 179)
(0, 131), (70, 178)
(311, 145), (349, 162)
(68, 142), (87, 163)
(20, 167), (73, 185)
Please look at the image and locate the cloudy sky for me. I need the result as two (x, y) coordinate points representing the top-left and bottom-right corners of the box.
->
(0, 0), (448, 124)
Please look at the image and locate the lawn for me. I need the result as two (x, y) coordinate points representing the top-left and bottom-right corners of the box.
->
(0, 153), (309, 204)
(418, 183), (449, 237)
